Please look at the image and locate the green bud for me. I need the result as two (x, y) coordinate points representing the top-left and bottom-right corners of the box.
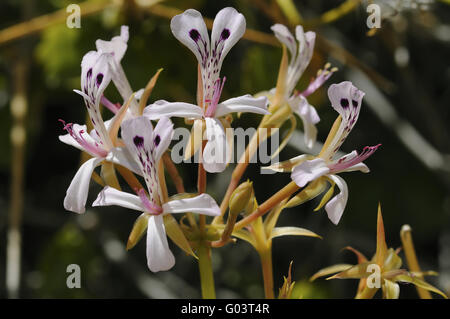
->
(229, 180), (254, 216)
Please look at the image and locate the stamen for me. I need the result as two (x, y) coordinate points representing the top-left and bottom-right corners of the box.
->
(137, 188), (163, 215)
(329, 144), (381, 173)
(300, 64), (336, 98)
(101, 95), (120, 114)
(205, 77), (226, 117)
(59, 119), (108, 158)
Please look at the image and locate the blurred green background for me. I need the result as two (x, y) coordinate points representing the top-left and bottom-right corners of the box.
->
(0, 0), (449, 298)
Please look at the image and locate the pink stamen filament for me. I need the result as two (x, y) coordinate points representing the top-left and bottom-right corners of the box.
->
(137, 189), (163, 215)
(329, 144), (381, 173)
(205, 77), (226, 117)
(101, 95), (120, 114)
(59, 119), (108, 158)
(300, 71), (333, 98)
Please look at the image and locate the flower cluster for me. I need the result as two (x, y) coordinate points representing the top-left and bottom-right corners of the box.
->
(57, 6), (445, 300)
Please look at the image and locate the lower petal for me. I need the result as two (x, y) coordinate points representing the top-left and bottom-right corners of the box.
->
(203, 118), (228, 173)
(93, 186), (144, 212)
(64, 157), (103, 214)
(146, 215), (176, 272)
(163, 193), (220, 216)
(290, 158), (329, 187)
(325, 174), (348, 225)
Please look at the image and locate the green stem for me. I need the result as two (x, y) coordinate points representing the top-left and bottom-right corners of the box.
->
(258, 247), (275, 299)
(197, 243), (216, 299)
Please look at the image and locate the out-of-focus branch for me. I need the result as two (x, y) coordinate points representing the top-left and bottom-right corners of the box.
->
(7, 49), (29, 300)
(0, 0), (113, 46)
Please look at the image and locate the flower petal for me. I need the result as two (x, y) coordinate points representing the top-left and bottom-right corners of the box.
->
(170, 9), (210, 69)
(163, 193), (221, 216)
(95, 25), (129, 63)
(322, 81), (365, 159)
(210, 7), (246, 74)
(93, 186), (144, 211)
(146, 215), (176, 272)
(106, 147), (142, 176)
(64, 157), (103, 214)
(271, 24), (297, 60)
(290, 158), (329, 187)
(144, 101), (203, 120)
(153, 117), (174, 162)
(121, 117), (159, 200)
(325, 174), (348, 225)
(288, 95), (319, 149)
(214, 94), (269, 117)
(202, 117), (228, 173)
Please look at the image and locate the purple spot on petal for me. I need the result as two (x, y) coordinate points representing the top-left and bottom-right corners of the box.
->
(154, 135), (161, 146)
(133, 135), (144, 148)
(340, 98), (349, 108)
(189, 29), (200, 42)
(96, 73), (104, 86)
(352, 100), (358, 108)
(221, 28), (230, 40)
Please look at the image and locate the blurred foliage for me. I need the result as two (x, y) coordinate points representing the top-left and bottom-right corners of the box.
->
(0, 0), (449, 298)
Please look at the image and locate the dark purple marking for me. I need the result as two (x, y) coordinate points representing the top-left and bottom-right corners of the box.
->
(96, 73), (104, 86)
(221, 28), (230, 40)
(154, 135), (161, 146)
(340, 98), (349, 108)
(352, 100), (358, 108)
(133, 135), (144, 148)
(189, 29), (200, 42)
(87, 68), (92, 79)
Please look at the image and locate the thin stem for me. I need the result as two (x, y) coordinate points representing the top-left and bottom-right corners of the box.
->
(235, 181), (299, 231)
(258, 248), (275, 299)
(197, 244), (216, 299)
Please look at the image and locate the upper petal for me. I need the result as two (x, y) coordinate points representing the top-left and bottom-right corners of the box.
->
(210, 7), (246, 73)
(146, 215), (176, 272)
(170, 9), (210, 69)
(290, 158), (330, 187)
(95, 25), (129, 63)
(271, 24), (297, 61)
(162, 193), (221, 216)
(121, 117), (159, 200)
(64, 157), (103, 214)
(153, 117), (174, 163)
(93, 186), (144, 212)
(214, 94), (269, 118)
(325, 174), (348, 225)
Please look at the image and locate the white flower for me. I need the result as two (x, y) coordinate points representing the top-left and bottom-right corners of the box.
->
(265, 82), (380, 225)
(270, 24), (335, 149)
(143, 8), (269, 173)
(94, 116), (220, 272)
(59, 51), (137, 214)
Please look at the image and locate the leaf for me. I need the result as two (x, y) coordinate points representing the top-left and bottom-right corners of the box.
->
(163, 214), (196, 258)
(126, 213), (149, 250)
(278, 261), (295, 299)
(263, 200), (287, 238)
(310, 264), (354, 282)
(313, 182), (335, 211)
(270, 226), (322, 240)
(394, 274), (448, 299)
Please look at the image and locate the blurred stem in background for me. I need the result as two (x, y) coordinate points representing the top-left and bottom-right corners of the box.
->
(6, 0), (33, 298)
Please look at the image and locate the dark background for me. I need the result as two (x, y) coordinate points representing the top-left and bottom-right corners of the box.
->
(0, 0), (449, 298)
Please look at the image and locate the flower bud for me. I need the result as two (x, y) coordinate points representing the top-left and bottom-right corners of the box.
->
(229, 180), (254, 216)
